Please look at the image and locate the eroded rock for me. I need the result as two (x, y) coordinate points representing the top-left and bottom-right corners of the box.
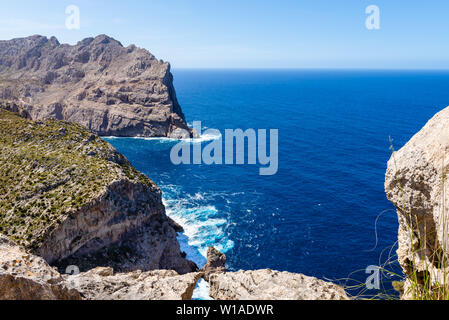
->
(64, 267), (201, 300)
(386, 105), (449, 299)
(208, 269), (349, 300)
(0, 35), (194, 138)
(0, 234), (81, 300)
(0, 235), (200, 300)
(202, 247), (226, 281)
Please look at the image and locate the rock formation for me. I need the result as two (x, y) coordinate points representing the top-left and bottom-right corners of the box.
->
(0, 109), (196, 274)
(203, 247), (349, 300)
(208, 269), (349, 300)
(202, 247), (226, 281)
(386, 106), (449, 299)
(0, 35), (194, 138)
(64, 267), (201, 300)
(0, 234), (81, 300)
(0, 234), (200, 300)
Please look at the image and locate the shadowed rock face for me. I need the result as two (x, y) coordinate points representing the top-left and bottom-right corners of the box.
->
(0, 35), (194, 138)
(385, 106), (449, 299)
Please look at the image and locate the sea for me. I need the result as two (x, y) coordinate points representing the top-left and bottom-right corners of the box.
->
(105, 69), (449, 299)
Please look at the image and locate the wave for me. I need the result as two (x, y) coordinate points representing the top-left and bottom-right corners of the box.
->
(161, 186), (235, 301)
(103, 132), (222, 144)
(192, 279), (213, 300)
(163, 197), (234, 262)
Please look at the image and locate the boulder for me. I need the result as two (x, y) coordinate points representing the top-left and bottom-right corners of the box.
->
(202, 247), (226, 281)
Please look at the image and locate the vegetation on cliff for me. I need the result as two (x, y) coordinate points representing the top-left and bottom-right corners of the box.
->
(0, 109), (154, 250)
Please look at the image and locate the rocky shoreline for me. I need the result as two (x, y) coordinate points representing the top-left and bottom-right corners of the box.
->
(0, 232), (349, 300)
(0, 34), (354, 300)
(0, 108), (349, 300)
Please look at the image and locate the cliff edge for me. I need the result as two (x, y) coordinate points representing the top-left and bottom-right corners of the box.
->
(0, 35), (193, 138)
(0, 109), (196, 274)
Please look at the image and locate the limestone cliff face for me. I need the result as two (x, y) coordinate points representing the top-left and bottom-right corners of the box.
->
(0, 35), (193, 138)
(0, 109), (196, 274)
(385, 106), (449, 299)
(64, 267), (201, 300)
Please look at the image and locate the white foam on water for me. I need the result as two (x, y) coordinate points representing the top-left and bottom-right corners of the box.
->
(192, 279), (213, 301)
(104, 131), (221, 144)
(164, 199), (235, 259)
(105, 135), (231, 300)
(161, 187), (235, 300)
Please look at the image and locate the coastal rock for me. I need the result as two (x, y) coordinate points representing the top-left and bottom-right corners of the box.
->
(0, 235), (200, 300)
(385, 105), (449, 299)
(202, 247), (226, 281)
(0, 109), (196, 274)
(208, 269), (349, 300)
(0, 234), (81, 300)
(64, 267), (201, 300)
(0, 35), (194, 138)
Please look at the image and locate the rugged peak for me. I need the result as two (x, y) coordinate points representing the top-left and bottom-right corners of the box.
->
(0, 35), (194, 138)
(91, 34), (123, 46)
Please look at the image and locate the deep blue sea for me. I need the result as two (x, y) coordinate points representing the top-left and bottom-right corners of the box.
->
(106, 69), (449, 297)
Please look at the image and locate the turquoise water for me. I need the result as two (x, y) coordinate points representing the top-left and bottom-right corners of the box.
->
(106, 69), (449, 296)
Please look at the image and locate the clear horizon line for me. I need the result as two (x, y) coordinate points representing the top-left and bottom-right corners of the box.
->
(171, 66), (449, 71)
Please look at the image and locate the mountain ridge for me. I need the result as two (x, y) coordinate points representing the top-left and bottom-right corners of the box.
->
(0, 34), (194, 138)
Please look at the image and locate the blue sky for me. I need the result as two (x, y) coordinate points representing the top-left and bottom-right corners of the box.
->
(1, 1), (449, 69)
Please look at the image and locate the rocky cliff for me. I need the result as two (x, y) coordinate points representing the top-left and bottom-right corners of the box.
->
(386, 106), (449, 299)
(0, 35), (193, 138)
(0, 109), (196, 274)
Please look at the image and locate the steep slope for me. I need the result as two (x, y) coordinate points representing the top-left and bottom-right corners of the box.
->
(0, 109), (196, 274)
(0, 35), (194, 138)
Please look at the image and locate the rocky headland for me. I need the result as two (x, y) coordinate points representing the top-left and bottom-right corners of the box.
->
(0, 109), (195, 274)
(0, 35), (194, 138)
(0, 35), (350, 300)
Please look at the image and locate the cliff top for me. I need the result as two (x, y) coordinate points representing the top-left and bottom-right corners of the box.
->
(0, 109), (154, 249)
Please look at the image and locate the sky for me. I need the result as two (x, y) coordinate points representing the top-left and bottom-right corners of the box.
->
(0, 0), (449, 69)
